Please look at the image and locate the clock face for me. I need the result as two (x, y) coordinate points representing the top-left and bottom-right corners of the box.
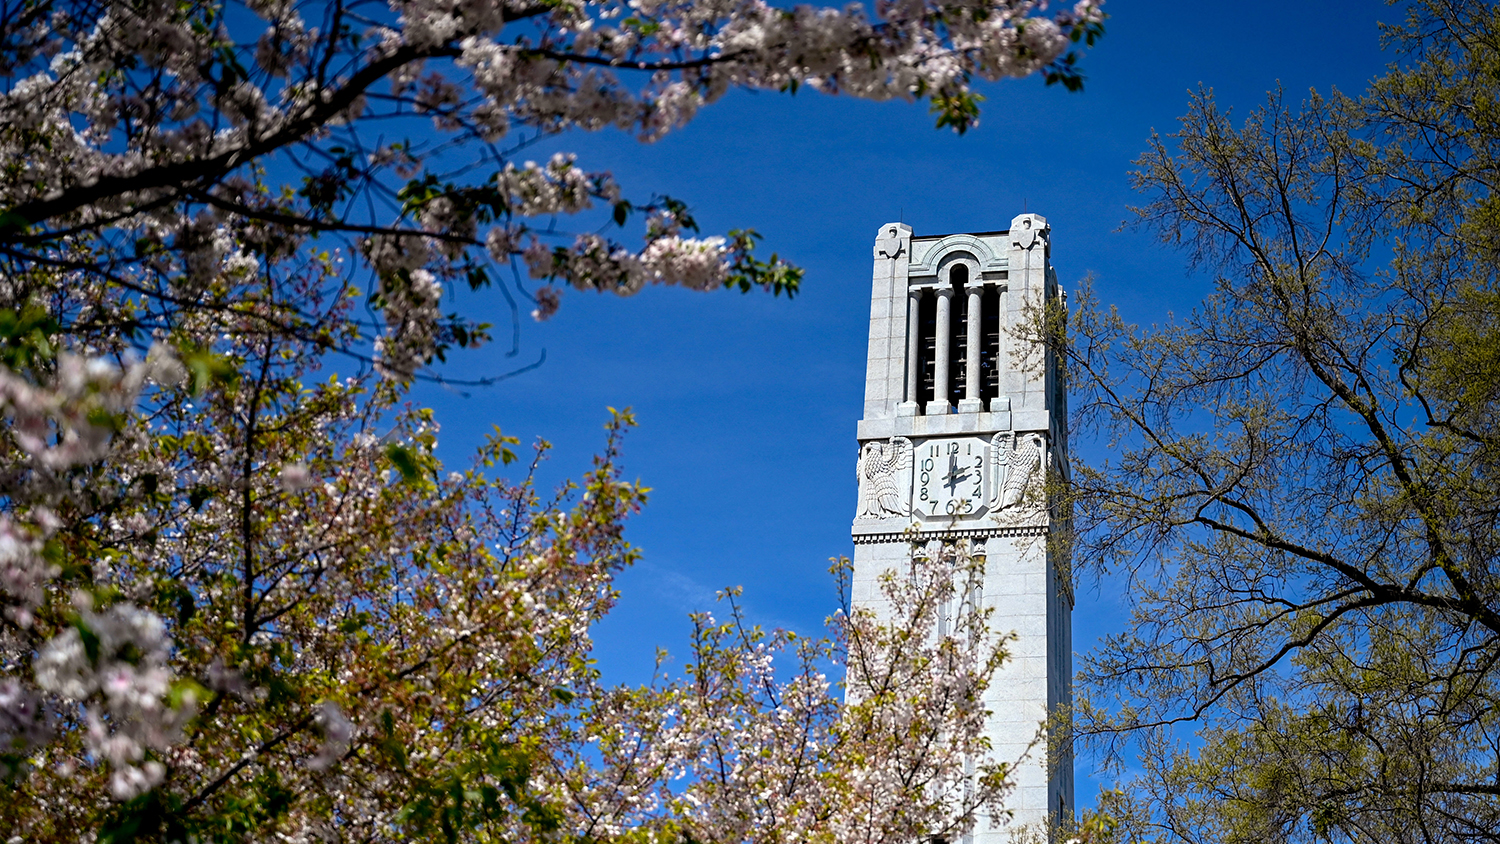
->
(913, 437), (987, 519)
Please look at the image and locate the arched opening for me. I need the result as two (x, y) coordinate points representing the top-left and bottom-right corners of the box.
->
(948, 264), (970, 407)
(917, 289), (936, 407)
(981, 283), (1001, 404)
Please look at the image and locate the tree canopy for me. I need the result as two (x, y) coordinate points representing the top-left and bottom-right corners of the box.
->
(1065, 1), (1500, 840)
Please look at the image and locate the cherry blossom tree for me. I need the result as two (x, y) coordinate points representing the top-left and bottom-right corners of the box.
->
(0, 0), (1102, 374)
(0, 0), (1105, 838)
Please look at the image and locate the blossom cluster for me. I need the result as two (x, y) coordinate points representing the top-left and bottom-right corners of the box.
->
(0, 0), (1101, 379)
(0, 348), (182, 621)
(0, 678), (48, 773)
(0, 352), (176, 472)
(0, 345), (200, 804)
(524, 232), (729, 297)
(34, 602), (189, 800)
(374, 268), (445, 380)
(496, 154), (619, 218)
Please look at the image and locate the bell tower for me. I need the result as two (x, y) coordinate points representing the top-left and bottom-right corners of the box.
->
(850, 215), (1073, 842)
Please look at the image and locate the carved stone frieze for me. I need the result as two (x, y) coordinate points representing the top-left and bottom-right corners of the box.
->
(850, 523), (1048, 544)
(1011, 214), (1049, 251)
(876, 225), (907, 261)
(856, 436), (913, 519)
(989, 430), (1048, 513)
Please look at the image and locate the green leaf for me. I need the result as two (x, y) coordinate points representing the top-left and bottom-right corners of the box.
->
(385, 443), (422, 484)
(182, 349), (238, 395)
(97, 790), (179, 844)
(188, 486), (214, 511)
(465, 265), (490, 290)
(0, 209), (29, 235)
(169, 679), (207, 709)
(930, 89), (985, 134)
(73, 617), (101, 666)
(0, 306), (59, 370)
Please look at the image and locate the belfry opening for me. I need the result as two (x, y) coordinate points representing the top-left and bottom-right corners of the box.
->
(907, 258), (1006, 414)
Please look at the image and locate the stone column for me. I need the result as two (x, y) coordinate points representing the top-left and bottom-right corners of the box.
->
(959, 281), (985, 413)
(927, 286), (953, 415)
(898, 287), (922, 415)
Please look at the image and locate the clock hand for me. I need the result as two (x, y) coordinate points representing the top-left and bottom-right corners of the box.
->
(944, 454), (965, 494)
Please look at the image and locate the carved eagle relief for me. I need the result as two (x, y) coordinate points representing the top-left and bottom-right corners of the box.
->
(857, 436), (913, 519)
(990, 431), (1047, 511)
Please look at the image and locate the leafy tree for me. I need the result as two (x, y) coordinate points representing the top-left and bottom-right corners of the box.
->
(1063, 1), (1500, 840)
(0, 0), (1106, 839)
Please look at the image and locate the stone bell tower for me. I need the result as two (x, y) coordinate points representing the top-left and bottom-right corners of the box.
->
(849, 215), (1073, 842)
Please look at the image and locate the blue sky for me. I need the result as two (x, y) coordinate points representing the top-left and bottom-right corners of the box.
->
(415, 0), (1396, 804)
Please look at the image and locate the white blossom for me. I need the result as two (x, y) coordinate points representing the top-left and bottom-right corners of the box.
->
(308, 702), (354, 770)
(374, 267), (444, 380)
(0, 679), (49, 766)
(34, 604), (192, 800)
